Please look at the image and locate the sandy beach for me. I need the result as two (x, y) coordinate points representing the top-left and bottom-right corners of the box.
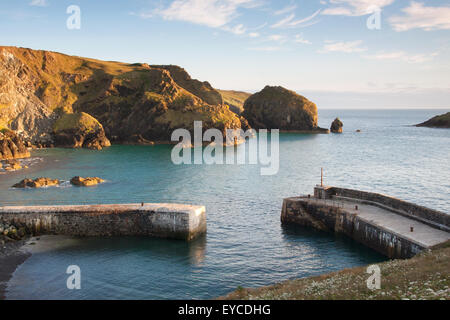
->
(0, 239), (30, 300)
(0, 235), (81, 300)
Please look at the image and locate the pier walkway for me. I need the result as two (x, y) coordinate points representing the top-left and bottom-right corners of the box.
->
(282, 186), (450, 258)
(302, 197), (450, 249)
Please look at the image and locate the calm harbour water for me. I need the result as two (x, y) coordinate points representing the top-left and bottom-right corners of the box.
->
(1, 109), (449, 299)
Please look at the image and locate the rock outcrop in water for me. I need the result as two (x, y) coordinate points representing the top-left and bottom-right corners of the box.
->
(70, 176), (104, 186)
(416, 112), (450, 128)
(242, 86), (328, 133)
(330, 118), (343, 133)
(0, 46), (242, 146)
(53, 112), (111, 150)
(13, 177), (60, 188)
(0, 129), (30, 160)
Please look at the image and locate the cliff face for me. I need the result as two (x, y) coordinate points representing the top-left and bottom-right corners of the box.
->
(416, 112), (450, 128)
(242, 86), (321, 131)
(0, 129), (30, 160)
(0, 46), (242, 146)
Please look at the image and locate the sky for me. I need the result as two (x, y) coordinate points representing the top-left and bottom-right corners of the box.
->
(1, 0), (450, 108)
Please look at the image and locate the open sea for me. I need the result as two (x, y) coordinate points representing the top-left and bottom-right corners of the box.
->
(1, 109), (449, 299)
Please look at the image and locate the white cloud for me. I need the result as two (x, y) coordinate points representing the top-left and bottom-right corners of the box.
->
(364, 51), (439, 63)
(322, 0), (394, 16)
(154, 0), (259, 28)
(248, 32), (260, 37)
(274, 5), (297, 16)
(294, 34), (311, 45)
(223, 24), (246, 34)
(30, 0), (48, 7)
(271, 9), (321, 28)
(389, 1), (450, 32)
(267, 34), (287, 43)
(319, 40), (367, 53)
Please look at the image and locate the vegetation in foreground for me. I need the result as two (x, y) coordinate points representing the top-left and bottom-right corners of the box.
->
(223, 241), (450, 300)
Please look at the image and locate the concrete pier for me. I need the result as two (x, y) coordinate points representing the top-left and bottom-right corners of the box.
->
(282, 186), (450, 258)
(0, 203), (206, 241)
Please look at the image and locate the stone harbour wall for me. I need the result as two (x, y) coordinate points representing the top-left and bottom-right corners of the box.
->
(323, 187), (450, 231)
(281, 198), (425, 259)
(0, 203), (207, 241)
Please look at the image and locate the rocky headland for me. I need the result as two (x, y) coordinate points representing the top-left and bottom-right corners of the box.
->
(416, 112), (450, 128)
(0, 47), (331, 154)
(0, 46), (243, 149)
(242, 86), (329, 133)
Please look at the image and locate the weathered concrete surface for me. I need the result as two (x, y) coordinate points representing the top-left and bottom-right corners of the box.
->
(282, 187), (450, 259)
(0, 203), (206, 241)
(315, 186), (450, 232)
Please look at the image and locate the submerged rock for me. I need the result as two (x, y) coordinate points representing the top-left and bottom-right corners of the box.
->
(53, 112), (111, 150)
(13, 177), (60, 188)
(70, 176), (104, 186)
(242, 86), (327, 132)
(330, 118), (343, 133)
(416, 112), (450, 128)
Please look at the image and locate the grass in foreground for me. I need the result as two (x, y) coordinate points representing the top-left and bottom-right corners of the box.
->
(223, 241), (450, 300)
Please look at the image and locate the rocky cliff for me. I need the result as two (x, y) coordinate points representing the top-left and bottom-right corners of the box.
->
(242, 86), (327, 132)
(53, 112), (111, 150)
(0, 129), (30, 160)
(0, 46), (242, 147)
(416, 112), (450, 128)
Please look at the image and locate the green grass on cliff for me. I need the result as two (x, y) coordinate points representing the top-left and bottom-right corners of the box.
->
(218, 90), (251, 114)
(0, 46), (245, 140)
(53, 112), (102, 133)
(222, 241), (450, 300)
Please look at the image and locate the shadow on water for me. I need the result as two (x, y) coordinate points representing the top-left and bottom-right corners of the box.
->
(280, 224), (387, 262)
(37, 235), (208, 267)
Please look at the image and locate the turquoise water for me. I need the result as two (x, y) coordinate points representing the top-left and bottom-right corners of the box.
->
(1, 109), (449, 299)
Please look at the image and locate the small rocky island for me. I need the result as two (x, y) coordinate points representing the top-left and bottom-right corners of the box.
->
(330, 118), (343, 133)
(242, 86), (329, 133)
(416, 112), (450, 128)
